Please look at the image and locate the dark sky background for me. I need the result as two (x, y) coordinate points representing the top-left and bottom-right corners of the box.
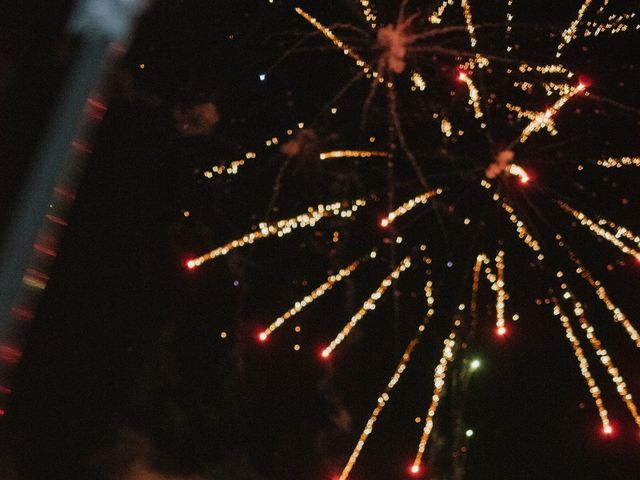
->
(1, 1), (640, 479)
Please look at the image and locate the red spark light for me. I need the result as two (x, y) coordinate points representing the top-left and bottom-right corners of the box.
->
(408, 463), (423, 477)
(600, 424), (616, 438)
(320, 348), (332, 360)
(577, 75), (592, 90)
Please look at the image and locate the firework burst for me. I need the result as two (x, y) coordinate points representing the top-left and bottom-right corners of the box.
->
(183, 1), (639, 477)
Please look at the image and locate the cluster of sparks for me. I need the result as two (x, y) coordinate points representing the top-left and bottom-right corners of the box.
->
(488, 193), (640, 438)
(321, 256), (412, 358)
(458, 71), (484, 122)
(596, 156), (640, 168)
(505, 164), (530, 183)
(584, 13), (639, 37)
(338, 253), (435, 480)
(380, 189), (442, 227)
(556, 235), (640, 348)
(319, 150), (390, 161)
(203, 159), (246, 177)
(339, 325), (423, 480)
(187, 1), (640, 478)
(549, 298), (612, 433)
(508, 82), (586, 143)
(186, 200), (365, 269)
(556, 0), (596, 57)
(258, 254), (370, 341)
(556, 275), (640, 429)
(411, 330), (458, 475)
(557, 200), (640, 262)
(294, 7), (392, 88)
(487, 251), (508, 335)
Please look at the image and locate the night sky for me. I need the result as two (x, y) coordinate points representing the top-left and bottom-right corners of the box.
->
(1, 1), (640, 479)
